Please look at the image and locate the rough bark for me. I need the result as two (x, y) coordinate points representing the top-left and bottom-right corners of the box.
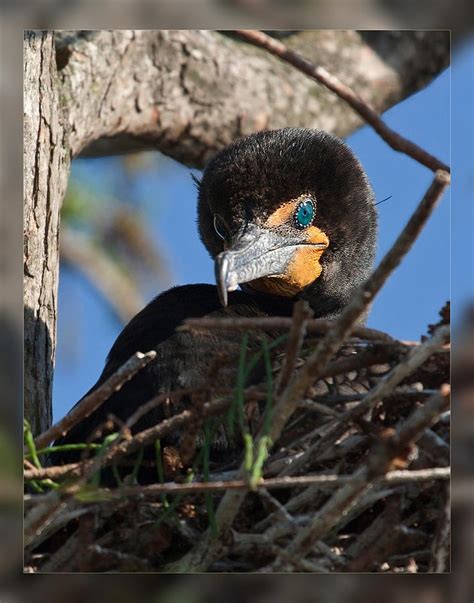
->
(24, 31), (70, 435)
(23, 29), (449, 435)
(57, 30), (449, 167)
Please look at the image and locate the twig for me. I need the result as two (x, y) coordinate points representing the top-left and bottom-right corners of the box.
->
(233, 30), (450, 174)
(182, 317), (396, 343)
(258, 488), (296, 526)
(39, 533), (80, 572)
(74, 467), (449, 499)
(312, 388), (439, 406)
(24, 463), (81, 481)
(255, 485), (397, 534)
(87, 544), (152, 571)
(274, 300), (313, 395)
(418, 429), (450, 466)
(24, 491), (68, 548)
(283, 324), (449, 476)
(25, 386), (267, 483)
(26, 506), (93, 556)
(32, 350), (157, 450)
(428, 482), (450, 572)
(392, 383), (450, 450)
(318, 346), (400, 379)
(345, 495), (402, 571)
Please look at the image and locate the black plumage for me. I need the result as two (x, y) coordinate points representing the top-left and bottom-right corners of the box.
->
(54, 128), (377, 469)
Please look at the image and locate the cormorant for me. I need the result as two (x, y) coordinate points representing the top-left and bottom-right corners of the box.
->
(54, 128), (377, 471)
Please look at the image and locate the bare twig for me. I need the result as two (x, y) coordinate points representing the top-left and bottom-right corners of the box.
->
(428, 482), (450, 572)
(418, 429), (450, 466)
(54, 467), (448, 499)
(345, 495), (402, 571)
(318, 346), (399, 379)
(233, 30), (450, 174)
(392, 383), (450, 449)
(33, 350), (157, 450)
(182, 316), (396, 343)
(25, 386), (267, 483)
(24, 491), (68, 548)
(24, 463), (81, 481)
(39, 533), (80, 572)
(274, 300), (313, 395)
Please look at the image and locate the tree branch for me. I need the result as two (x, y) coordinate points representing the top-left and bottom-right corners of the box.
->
(55, 30), (449, 167)
(33, 350), (156, 450)
(234, 29), (449, 173)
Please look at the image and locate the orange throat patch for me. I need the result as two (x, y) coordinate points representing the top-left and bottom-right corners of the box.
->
(250, 226), (329, 297)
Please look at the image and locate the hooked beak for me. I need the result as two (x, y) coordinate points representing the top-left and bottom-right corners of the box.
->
(215, 223), (327, 306)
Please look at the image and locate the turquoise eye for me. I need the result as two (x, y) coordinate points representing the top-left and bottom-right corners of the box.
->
(294, 198), (315, 229)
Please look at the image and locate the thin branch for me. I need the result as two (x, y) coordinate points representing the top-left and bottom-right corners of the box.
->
(25, 386), (267, 483)
(428, 482), (450, 572)
(318, 346), (399, 379)
(26, 467), (447, 499)
(392, 383), (451, 451)
(233, 30), (450, 174)
(24, 463), (81, 481)
(274, 300), (313, 395)
(181, 317), (396, 343)
(32, 350), (157, 450)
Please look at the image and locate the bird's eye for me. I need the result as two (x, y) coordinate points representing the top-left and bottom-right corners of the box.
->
(294, 198), (315, 229)
(213, 214), (227, 240)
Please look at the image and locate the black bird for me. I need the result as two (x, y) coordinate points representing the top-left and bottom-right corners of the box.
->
(54, 128), (377, 469)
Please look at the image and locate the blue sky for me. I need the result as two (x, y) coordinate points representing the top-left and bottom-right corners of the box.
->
(53, 39), (473, 421)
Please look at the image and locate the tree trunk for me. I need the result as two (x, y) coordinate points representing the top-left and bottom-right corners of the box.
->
(23, 29), (449, 435)
(24, 31), (70, 435)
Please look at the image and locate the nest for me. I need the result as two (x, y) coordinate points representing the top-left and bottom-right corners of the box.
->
(23, 303), (450, 573)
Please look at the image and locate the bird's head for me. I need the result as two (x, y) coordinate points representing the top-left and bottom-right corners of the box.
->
(197, 128), (377, 317)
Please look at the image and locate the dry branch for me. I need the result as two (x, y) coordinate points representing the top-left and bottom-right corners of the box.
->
(33, 350), (157, 450)
(234, 30), (449, 173)
(181, 316), (396, 343)
(49, 467), (449, 498)
(53, 30), (449, 164)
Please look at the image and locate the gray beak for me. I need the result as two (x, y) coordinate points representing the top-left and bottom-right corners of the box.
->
(215, 223), (325, 306)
